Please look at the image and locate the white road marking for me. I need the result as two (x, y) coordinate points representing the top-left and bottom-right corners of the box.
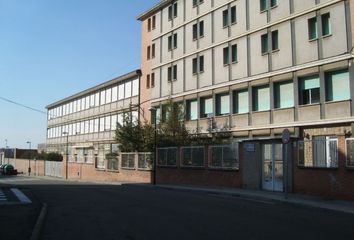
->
(0, 190), (7, 201)
(10, 188), (32, 203)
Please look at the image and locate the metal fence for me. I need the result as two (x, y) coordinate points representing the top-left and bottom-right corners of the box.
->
(157, 147), (178, 167)
(138, 153), (153, 170)
(298, 138), (338, 168)
(121, 153), (136, 169)
(209, 145), (239, 170)
(180, 146), (205, 167)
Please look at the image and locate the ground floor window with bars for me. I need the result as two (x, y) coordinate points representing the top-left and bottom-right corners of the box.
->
(138, 153), (153, 170)
(298, 136), (338, 168)
(346, 138), (354, 167)
(121, 153), (135, 169)
(181, 146), (204, 167)
(209, 145), (239, 170)
(157, 147), (178, 167)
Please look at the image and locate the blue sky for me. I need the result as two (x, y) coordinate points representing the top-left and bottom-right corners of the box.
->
(0, 0), (159, 149)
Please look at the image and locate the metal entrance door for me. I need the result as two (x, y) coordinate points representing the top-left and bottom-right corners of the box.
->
(262, 143), (283, 192)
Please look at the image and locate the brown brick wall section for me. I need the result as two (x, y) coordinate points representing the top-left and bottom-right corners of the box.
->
(294, 126), (354, 201)
(140, 17), (152, 123)
(7, 158), (152, 183)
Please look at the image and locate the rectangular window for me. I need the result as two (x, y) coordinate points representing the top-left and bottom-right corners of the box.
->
(106, 88), (112, 104)
(271, 30), (278, 51)
(112, 86), (118, 102)
(147, 18), (151, 32)
(270, 0), (277, 8)
(193, 21), (204, 40)
(168, 66), (177, 82)
(187, 99), (198, 121)
(308, 17), (317, 40)
(253, 85), (270, 111)
(216, 93), (230, 115)
(223, 46), (229, 65)
(223, 6), (237, 27)
(193, 23), (198, 40)
(168, 2), (177, 20)
(199, 21), (204, 37)
(151, 73), (155, 87)
(147, 74), (151, 89)
(100, 90), (106, 105)
(325, 69), (350, 102)
(99, 117), (105, 132)
(125, 81), (132, 98)
(90, 94), (95, 107)
(168, 33), (177, 50)
(233, 89), (249, 114)
(231, 44), (237, 63)
(321, 13), (331, 36)
(94, 119), (99, 133)
(299, 75), (320, 105)
(193, 0), (204, 7)
(199, 55), (204, 72)
(181, 146), (205, 167)
(132, 79), (139, 96)
(210, 145), (239, 170)
(260, 0), (267, 12)
(200, 97), (213, 118)
(111, 115), (117, 130)
(223, 9), (228, 28)
(152, 15), (156, 29)
(151, 44), (155, 58)
(274, 80), (294, 109)
(192, 58), (198, 75)
(231, 6), (237, 24)
(299, 136), (338, 168)
(192, 56), (204, 74)
(89, 119), (94, 133)
(147, 46), (151, 60)
(105, 116), (111, 131)
(261, 33), (268, 54)
(173, 65), (177, 81)
(95, 92), (100, 106)
(118, 84), (124, 100)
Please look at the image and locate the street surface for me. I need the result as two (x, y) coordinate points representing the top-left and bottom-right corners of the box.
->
(1, 176), (354, 240)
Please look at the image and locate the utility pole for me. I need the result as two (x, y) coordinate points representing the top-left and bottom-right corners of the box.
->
(63, 132), (69, 179)
(148, 107), (157, 185)
(26, 141), (31, 176)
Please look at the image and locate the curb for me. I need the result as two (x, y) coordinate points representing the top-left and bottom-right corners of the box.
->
(152, 184), (354, 215)
(30, 203), (47, 240)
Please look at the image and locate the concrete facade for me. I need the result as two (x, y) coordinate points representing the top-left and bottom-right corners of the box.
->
(138, 0), (354, 200)
(45, 70), (152, 183)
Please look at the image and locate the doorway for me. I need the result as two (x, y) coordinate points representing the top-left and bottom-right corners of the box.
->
(262, 143), (283, 192)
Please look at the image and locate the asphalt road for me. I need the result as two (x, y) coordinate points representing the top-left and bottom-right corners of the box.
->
(2, 176), (354, 240)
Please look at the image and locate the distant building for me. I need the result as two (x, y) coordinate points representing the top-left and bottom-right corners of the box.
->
(137, 0), (354, 200)
(45, 70), (149, 176)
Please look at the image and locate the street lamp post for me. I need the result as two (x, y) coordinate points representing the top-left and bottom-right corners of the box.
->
(5, 139), (9, 164)
(149, 107), (157, 185)
(26, 141), (31, 176)
(63, 132), (69, 180)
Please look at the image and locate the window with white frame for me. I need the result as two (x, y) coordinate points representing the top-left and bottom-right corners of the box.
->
(132, 79), (139, 96)
(118, 84), (124, 100)
(186, 99), (198, 121)
(125, 81), (132, 98)
(181, 146), (204, 167)
(106, 88), (112, 104)
(209, 144), (239, 169)
(112, 86), (118, 102)
(298, 136), (338, 168)
(157, 147), (178, 166)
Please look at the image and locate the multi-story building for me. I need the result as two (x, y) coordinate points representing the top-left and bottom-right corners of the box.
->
(138, 0), (354, 199)
(45, 70), (152, 182)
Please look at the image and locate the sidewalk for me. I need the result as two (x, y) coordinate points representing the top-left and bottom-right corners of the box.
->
(151, 184), (354, 215)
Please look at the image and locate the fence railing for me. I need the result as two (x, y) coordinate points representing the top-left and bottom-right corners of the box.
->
(346, 138), (354, 168)
(298, 139), (338, 168)
(157, 144), (239, 170)
(102, 152), (153, 171)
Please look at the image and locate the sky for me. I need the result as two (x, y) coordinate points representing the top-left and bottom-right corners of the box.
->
(0, 0), (160, 149)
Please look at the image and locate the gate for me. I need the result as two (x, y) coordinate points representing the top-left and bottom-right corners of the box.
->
(45, 161), (63, 178)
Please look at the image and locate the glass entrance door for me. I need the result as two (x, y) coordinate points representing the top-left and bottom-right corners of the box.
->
(262, 143), (283, 192)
